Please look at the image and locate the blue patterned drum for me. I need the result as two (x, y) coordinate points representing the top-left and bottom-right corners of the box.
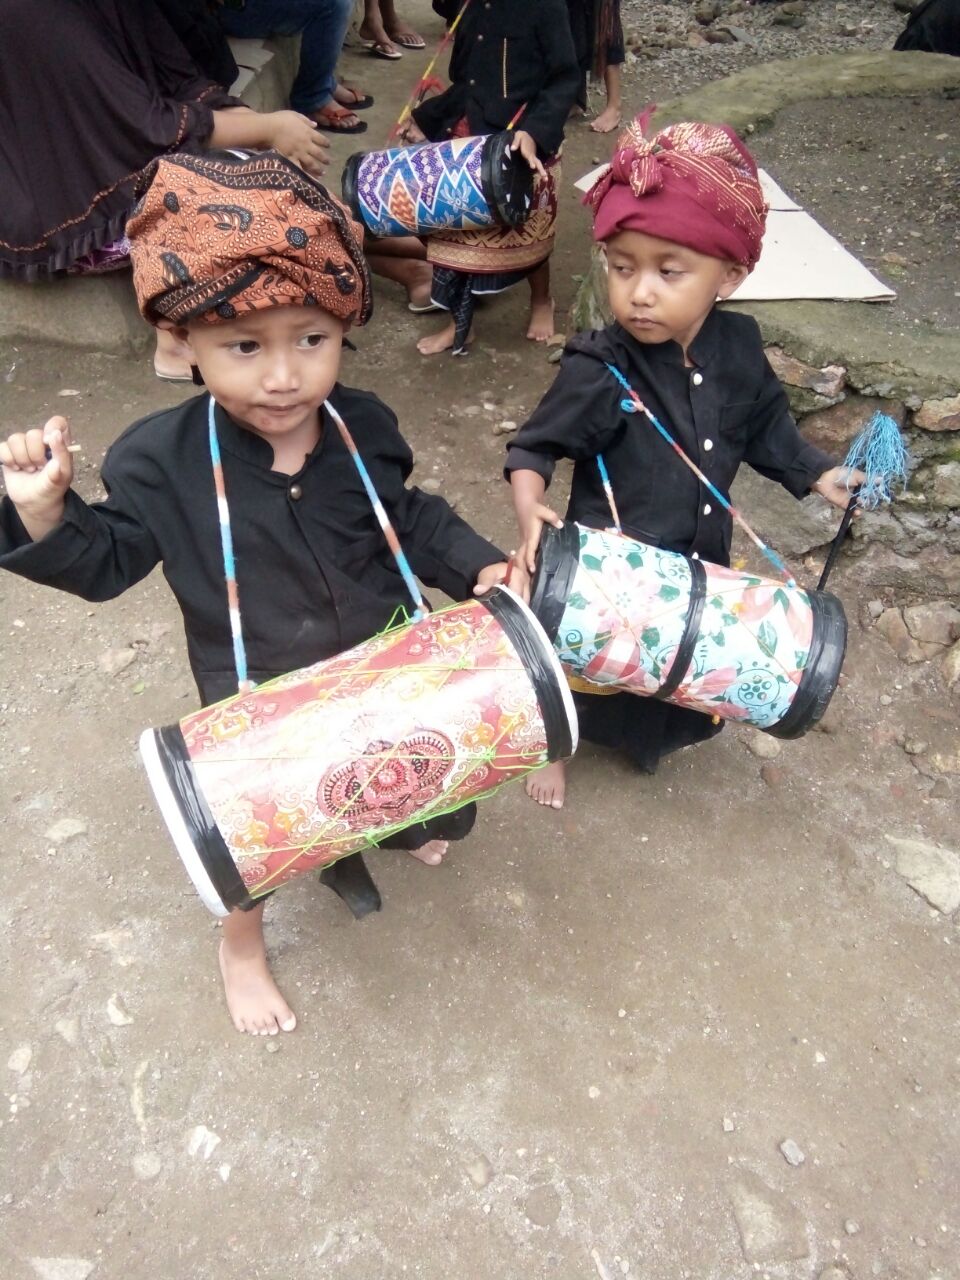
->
(341, 133), (534, 238)
(529, 523), (847, 738)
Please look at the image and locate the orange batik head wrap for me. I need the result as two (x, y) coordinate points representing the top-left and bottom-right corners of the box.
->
(128, 149), (372, 327)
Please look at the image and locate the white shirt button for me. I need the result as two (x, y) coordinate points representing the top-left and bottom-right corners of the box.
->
(703, 438), (714, 451)
(703, 503), (712, 515)
(692, 372), (703, 386)
(691, 552), (700, 560)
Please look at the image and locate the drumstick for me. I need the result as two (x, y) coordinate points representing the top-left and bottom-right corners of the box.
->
(605, 362), (798, 589)
(389, 0), (473, 141)
(44, 443), (82, 458)
(503, 552), (515, 589)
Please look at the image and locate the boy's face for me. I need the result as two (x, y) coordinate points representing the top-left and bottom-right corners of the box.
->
(179, 306), (345, 443)
(603, 230), (748, 356)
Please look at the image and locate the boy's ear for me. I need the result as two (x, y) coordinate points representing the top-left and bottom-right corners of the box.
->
(716, 263), (749, 300)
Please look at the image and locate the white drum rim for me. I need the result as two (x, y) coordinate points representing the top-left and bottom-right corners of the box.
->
(497, 586), (579, 755)
(139, 727), (230, 918)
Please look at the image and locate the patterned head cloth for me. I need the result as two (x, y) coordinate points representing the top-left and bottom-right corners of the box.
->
(586, 109), (767, 269)
(128, 149), (372, 326)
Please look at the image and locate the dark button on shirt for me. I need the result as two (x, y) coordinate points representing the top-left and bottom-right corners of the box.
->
(504, 310), (834, 566)
(1, 385), (503, 706)
(416, 0), (579, 157)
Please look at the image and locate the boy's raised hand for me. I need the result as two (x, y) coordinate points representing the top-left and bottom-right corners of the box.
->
(812, 466), (867, 515)
(0, 416), (74, 540)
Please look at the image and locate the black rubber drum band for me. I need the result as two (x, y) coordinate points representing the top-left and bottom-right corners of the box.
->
(768, 588), (847, 739)
(653, 557), (707, 701)
(481, 587), (578, 762)
(139, 724), (252, 914)
(480, 132), (534, 228)
(528, 521), (582, 643)
(341, 152), (363, 226)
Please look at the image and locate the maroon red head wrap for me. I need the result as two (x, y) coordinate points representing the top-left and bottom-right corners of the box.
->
(586, 110), (767, 269)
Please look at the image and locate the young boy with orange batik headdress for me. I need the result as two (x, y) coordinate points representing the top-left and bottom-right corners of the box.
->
(0, 150), (507, 1035)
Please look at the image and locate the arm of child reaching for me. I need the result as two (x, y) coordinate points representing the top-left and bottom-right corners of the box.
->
(742, 360), (843, 499)
(0, 418), (160, 601)
(510, 469), (563, 580)
(515, 0), (581, 159)
(208, 108), (330, 177)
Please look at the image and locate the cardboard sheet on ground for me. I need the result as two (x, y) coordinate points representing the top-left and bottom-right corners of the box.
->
(573, 165), (896, 303)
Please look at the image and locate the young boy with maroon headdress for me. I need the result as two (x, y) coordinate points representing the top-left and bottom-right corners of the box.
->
(505, 114), (862, 809)
(0, 150), (507, 1035)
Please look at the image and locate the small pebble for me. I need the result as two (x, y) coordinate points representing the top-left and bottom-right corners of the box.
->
(106, 994), (133, 1026)
(843, 1219), (861, 1235)
(748, 732), (782, 760)
(779, 1138), (805, 1166)
(58, 388), (81, 397)
(588, 1085), (601, 1099)
(722, 1116), (735, 1132)
(265, 1039), (280, 1053)
(879, 693), (892, 705)
(7, 1045), (32, 1075)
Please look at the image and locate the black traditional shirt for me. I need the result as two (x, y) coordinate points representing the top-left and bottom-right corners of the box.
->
(414, 0), (579, 158)
(0, 386), (502, 705)
(504, 310), (835, 566)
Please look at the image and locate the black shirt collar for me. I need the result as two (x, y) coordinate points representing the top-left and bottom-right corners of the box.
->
(612, 305), (722, 370)
(212, 396), (330, 480)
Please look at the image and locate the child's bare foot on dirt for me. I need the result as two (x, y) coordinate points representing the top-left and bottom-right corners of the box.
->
(219, 907), (296, 1036)
(417, 321), (465, 356)
(590, 105), (622, 134)
(526, 760), (565, 808)
(527, 298), (555, 343)
(408, 839), (449, 866)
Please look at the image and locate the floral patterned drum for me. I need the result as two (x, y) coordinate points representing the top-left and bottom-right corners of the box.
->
(530, 523), (846, 739)
(139, 590), (577, 916)
(341, 133), (533, 238)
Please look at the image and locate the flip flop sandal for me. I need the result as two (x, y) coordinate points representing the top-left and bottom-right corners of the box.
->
(313, 105), (368, 134)
(367, 40), (403, 60)
(390, 32), (426, 49)
(335, 84), (374, 110)
(153, 363), (194, 383)
(408, 300), (442, 313)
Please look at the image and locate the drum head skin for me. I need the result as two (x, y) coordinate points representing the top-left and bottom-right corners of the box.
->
(480, 132), (535, 228)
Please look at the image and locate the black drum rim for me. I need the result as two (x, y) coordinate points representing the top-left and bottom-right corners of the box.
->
(340, 152), (365, 226)
(480, 131), (534, 228)
(528, 521), (581, 643)
(767, 588), (847, 739)
(481, 586), (577, 762)
(146, 724), (253, 911)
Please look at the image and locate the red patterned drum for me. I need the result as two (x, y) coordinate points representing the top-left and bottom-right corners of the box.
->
(139, 590), (576, 916)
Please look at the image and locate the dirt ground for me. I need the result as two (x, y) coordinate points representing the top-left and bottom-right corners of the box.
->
(1, 5), (958, 1279)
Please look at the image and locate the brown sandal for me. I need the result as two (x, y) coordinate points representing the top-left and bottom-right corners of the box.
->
(312, 105), (368, 135)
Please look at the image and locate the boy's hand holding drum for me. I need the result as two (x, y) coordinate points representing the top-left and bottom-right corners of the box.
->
(0, 416), (75, 542)
(509, 130), (546, 180)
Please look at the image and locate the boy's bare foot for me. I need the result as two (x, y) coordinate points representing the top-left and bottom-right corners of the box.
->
(526, 760), (565, 809)
(407, 839), (449, 866)
(219, 906), (297, 1036)
(527, 297), (555, 343)
(590, 105), (622, 134)
(417, 321), (464, 356)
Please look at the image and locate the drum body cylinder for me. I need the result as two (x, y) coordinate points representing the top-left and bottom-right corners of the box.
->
(530, 522), (846, 740)
(341, 133), (533, 238)
(140, 590), (576, 915)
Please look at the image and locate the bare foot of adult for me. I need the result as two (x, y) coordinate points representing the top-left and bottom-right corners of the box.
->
(219, 908), (297, 1036)
(525, 760), (566, 809)
(407, 839), (449, 866)
(417, 320), (463, 356)
(590, 105), (622, 134)
(153, 328), (193, 381)
(527, 297), (555, 343)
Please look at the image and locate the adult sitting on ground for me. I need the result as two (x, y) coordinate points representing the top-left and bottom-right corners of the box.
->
(218, 0), (374, 133)
(0, 0), (329, 379)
